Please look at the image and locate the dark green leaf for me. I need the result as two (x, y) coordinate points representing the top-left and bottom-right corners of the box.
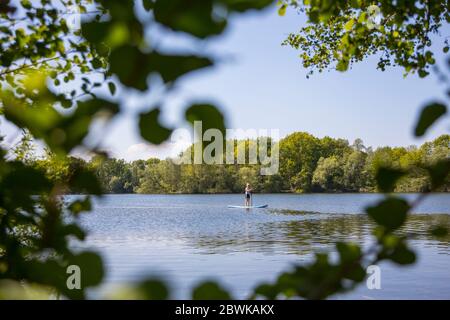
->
(414, 103), (447, 137)
(109, 45), (149, 90)
(366, 198), (410, 231)
(425, 159), (450, 190)
(389, 244), (416, 265)
(253, 283), (279, 299)
(336, 242), (361, 263)
(192, 281), (231, 300)
(418, 70), (429, 78)
(148, 52), (213, 84)
(69, 251), (104, 287)
(56, 99), (119, 153)
(61, 223), (86, 241)
(137, 279), (169, 299)
(221, 0), (274, 12)
(139, 108), (172, 144)
(82, 21), (112, 44)
(70, 169), (103, 195)
(343, 264), (366, 282)
(430, 225), (449, 237)
(185, 103), (226, 137)
(375, 167), (406, 192)
(109, 45), (212, 90)
(108, 82), (116, 95)
(142, 0), (155, 11)
(153, 0), (226, 38)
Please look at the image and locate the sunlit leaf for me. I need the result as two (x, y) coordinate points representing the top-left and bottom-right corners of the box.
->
(68, 197), (92, 215)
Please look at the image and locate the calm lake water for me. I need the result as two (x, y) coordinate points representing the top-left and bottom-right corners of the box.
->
(70, 193), (450, 299)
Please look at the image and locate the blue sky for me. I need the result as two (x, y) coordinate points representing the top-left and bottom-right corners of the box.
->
(2, 5), (449, 160)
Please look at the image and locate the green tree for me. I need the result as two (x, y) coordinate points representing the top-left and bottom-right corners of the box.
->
(280, 0), (449, 77)
(312, 156), (344, 191)
(342, 150), (370, 192)
(279, 132), (321, 192)
(1, 0), (276, 298)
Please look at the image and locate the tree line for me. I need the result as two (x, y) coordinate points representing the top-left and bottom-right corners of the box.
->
(16, 132), (450, 194)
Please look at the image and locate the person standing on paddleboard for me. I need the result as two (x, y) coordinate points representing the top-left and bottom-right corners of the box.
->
(245, 183), (253, 207)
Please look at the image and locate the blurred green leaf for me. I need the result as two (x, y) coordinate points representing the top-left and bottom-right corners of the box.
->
(366, 198), (410, 231)
(0, 162), (51, 211)
(343, 264), (366, 282)
(3, 94), (118, 154)
(70, 169), (103, 195)
(61, 223), (86, 241)
(2, 162), (51, 194)
(414, 102), (447, 137)
(142, 0), (155, 11)
(222, 0), (274, 12)
(148, 52), (213, 83)
(69, 251), (104, 287)
(425, 159), (450, 190)
(137, 279), (169, 299)
(253, 283), (279, 299)
(68, 197), (92, 215)
(185, 103), (226, 137)
(139, 108), (172, 144)
(278, 4), (287, 16)
(389, 243), (416, 265)
(336, 242), (361, 263)
(55, 99), (119, 153)
(82, 21), (111, 44)
(192, 281), (231, 300)
(109, 45), (212, 90)
(430, 225), (449, 237)
(375, 167), (406, 193)
(109, 45), (149, 90)
(153, 0), (226, 38)
(26, 260), (67, 293)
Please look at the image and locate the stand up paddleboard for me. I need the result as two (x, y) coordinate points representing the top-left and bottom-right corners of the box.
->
(228, 204), (268, 209)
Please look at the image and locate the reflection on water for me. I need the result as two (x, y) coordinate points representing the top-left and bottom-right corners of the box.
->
(192, 211), (450, 256)
(72, 194), (450, 299)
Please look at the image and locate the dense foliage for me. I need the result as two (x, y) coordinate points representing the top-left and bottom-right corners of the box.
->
(0, 0), (274, 299)
(279, 0), (450, 77)
(17, 132), (450, 194)
(0, 0), (449, 300)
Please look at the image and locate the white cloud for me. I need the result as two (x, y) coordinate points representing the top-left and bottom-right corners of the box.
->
(124, 134), (192, 162)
